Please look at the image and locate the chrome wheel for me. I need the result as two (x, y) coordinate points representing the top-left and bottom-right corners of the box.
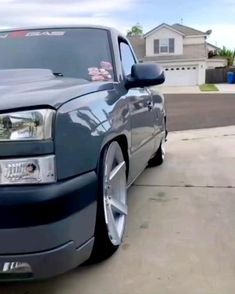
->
(103, 142), (127, 246)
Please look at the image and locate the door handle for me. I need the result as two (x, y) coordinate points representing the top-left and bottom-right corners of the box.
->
(147, 101), (153, 111)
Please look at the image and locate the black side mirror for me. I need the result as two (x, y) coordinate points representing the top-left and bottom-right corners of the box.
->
(126, 63), (165, 89)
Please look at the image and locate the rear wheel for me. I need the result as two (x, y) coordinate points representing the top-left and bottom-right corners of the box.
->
(89, 141), (128, 262)
(149, 139), (166, 167)
(149, 116), (167, 167)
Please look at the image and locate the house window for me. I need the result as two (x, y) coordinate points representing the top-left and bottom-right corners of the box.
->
(154, 38), (175, 54)
(160, 39), (169, 53)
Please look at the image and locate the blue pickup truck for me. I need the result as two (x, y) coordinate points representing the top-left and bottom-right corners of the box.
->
(0, 25), (167, 280)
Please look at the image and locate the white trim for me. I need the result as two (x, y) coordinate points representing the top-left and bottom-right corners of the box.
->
(206, 42), (220, 50)
(159, 38), (169, 53)
(186, 34), (207, 38)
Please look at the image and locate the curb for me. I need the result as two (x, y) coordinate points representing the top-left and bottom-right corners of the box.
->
(161, 92), (235, 95)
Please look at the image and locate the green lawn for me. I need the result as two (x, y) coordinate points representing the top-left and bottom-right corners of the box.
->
(199, 84), (219, 92)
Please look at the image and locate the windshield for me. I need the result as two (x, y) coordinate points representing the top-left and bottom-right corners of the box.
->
(0, 28), (114, 82)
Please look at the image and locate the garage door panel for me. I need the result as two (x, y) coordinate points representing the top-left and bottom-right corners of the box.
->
(164, 66), (198, 86)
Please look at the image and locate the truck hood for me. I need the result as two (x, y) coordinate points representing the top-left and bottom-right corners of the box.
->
(0, 69), (114, 111)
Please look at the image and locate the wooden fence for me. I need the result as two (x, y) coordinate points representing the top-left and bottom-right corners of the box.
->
(206, 67), (235, 84)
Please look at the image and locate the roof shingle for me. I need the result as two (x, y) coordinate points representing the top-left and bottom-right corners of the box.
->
(172, 23), (206, 36)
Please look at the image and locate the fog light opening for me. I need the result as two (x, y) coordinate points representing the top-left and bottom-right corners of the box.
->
(0, 262), (33, 280)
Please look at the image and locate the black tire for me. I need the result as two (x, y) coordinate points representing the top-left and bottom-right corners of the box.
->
(88, 141), (127, 263)
(149, 117), (167, 167)
(148, 140), (165, 167)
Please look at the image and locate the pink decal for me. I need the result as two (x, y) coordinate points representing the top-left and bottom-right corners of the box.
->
(88, 67), (100, 75)
(91, 75), (105, 81)
(88, 63), (113, 82)
(100, 61), (113, 71)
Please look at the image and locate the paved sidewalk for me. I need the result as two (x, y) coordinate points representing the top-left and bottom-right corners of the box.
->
(216, 83), (235, 93)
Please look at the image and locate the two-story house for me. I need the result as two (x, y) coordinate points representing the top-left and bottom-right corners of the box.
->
(129, 23), (226, 86)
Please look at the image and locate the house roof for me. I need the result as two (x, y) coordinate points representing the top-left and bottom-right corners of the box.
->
(207, 42), (220, 50)
(144, 23), (185, 38)
(172, 23), (207, 36)
(144, 23), (208, 38)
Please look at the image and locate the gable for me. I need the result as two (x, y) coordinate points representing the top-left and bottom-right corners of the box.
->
(172, 24), (206, 36)
(145, 26), (183, 56)
(146, 26), (184, 40)
(144, 23), (184, 39)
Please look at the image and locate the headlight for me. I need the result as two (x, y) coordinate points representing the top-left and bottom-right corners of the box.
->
(0, 109), (55, 141)
(0, 155), (56, 185)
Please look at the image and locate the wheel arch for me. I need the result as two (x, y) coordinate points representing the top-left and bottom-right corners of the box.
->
(98, 134), (129, 179)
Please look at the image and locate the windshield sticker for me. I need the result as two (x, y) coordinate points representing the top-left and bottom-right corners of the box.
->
(0, 31), (65, 39)
(100, 61), (113, 71)
(25, 31), (65, 37)
(88, 65), (112, 82)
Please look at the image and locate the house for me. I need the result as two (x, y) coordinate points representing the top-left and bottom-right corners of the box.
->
(207, 42), (220, 55)
(206, 43), (227, 69)
(128, 23), (227, 86)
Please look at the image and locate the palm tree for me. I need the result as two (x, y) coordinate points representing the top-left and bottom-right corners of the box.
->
(219, 47), (235, 66)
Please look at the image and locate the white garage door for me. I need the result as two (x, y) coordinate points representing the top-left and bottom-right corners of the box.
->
(163, 66), (199, 86)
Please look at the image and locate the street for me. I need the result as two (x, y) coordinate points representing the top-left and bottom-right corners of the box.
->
(1, 125), (235, 294)
(165, 93), (235, 131)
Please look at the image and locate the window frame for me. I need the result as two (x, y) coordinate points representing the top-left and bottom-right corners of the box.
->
(159, 38), (169, 53)
(118, 38), (137, 78)
(154, 38), (175, 55)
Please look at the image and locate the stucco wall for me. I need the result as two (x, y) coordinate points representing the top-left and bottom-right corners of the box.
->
(183, 44), (207, 59)
(206, 59), (227, 69)
(184, 36), (206, 45)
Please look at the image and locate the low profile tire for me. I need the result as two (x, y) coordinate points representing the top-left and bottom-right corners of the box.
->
(148, 139), (166, 167)
(88, 141), (128, 263)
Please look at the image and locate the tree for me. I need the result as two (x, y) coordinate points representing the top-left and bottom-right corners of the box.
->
(218, 46), (235, 66)
(127, 23), (143, 37)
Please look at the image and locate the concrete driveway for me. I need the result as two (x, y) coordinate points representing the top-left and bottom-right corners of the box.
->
(1, 125), (235, 294)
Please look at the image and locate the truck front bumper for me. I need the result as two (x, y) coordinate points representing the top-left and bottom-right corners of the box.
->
(0, 171), (97, 281)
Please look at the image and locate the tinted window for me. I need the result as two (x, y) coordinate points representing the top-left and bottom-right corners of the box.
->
(120, 42), (136, 76)
(0, 29), (114, 82)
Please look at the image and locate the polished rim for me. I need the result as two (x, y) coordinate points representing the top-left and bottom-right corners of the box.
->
(161, 139), (166, 160)
(103, 142), (127, 246)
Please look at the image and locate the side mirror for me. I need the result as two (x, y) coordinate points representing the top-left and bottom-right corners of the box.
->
(126, 63), (165, 89)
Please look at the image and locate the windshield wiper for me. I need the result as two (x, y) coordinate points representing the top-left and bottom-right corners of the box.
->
(53, 72), (64, 77)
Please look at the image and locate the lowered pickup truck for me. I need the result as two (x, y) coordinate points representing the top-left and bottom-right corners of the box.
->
(0, 25), (167, 280)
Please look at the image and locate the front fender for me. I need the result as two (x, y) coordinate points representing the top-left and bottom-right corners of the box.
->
(55, 89), (130, 180)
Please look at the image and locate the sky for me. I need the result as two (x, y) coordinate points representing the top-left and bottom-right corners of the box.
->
(0, 0), (234, 49)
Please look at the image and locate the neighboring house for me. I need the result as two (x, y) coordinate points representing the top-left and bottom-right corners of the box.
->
(207, 43), (227, 69)
(207, 42), (220, 54)
(129, 23), (226, 86)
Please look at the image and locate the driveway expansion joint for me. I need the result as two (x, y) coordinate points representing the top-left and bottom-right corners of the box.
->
(133, 184), (235, 189)
(181, 133), (235, 141)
